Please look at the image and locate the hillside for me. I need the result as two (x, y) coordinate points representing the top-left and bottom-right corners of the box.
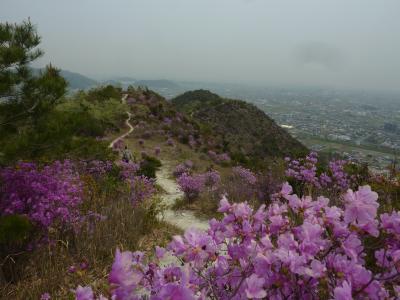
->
(60, 70), (98, 90)
(172, 90), (308, 166)
(32, 68), (98, 90)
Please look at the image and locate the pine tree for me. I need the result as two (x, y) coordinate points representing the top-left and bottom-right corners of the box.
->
(0, 19), (67, 129)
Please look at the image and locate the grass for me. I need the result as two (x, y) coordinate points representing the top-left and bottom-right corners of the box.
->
(1, 180), (180, 299)
(172, 193), (222, 220)
(125, 129), (234, 178)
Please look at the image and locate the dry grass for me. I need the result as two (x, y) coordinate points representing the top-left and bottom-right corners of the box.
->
(172, 188), (223, 220)
(125, 131), (217, 171)
(1, 181), (180, 299)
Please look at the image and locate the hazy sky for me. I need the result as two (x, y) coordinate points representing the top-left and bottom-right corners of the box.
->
(1, 0), (400, 92)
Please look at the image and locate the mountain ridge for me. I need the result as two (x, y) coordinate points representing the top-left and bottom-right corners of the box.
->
(171, 89), (308, 167)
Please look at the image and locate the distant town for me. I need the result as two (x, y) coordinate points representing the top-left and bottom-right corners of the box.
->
(214, 86), (400, 172)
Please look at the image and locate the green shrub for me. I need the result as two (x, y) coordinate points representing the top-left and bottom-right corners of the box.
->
(138, 155), (162, 179)
(0, 214), (33, 284)
(0, 215), (32, 245)
(86, 85), (121, 102)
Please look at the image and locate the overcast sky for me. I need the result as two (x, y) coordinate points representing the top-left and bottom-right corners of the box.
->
(1, 0), (400, 92)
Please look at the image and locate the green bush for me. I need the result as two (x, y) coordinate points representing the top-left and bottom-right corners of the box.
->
(138, 155), (162, 179)
(86, 85), (122, 102)
(0, 215), (32, 245)
(0, 87), (127, 164)
(0, 215), (33, 284)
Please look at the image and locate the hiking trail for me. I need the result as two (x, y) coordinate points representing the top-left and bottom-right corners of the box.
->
(110, 94), (208, 233)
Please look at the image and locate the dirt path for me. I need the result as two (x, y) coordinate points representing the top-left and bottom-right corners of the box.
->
(156, 162), (209, 232)
(108, 112), (134, 149)
(108, 95), (134, 149)
(155, 163), (209, 267)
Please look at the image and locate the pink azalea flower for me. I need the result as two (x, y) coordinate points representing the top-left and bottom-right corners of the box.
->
(394, 285), (400, 298)
(40, 293), (51, 300)
(281, 182), (293, 197)
(109, 249), (142, 290)
(74, 286), (94, 300)
(245, 274), (267, 299)
(155, 246), (166, 259)
(156, 283), (195, 300)
(344, 185), (379, 236)
(333, 281), (352, 300)
(68, 265), (77, 273)
(218, 196), (231, 213)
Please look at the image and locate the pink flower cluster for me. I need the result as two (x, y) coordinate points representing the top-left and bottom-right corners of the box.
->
(286, 152), (352, 194)
(208, 150), (231, 164)
(202, 170), (221, 190)
(77, 183), (400, 299)
(225, 166), (259, 202)
(79, 160), (113, 179)
(232, 166), (257, 185)
(127, 175), (155, 206)
(154, 146), (161, 156)
(173, 161), (194, 178)
(112, 139), (125, 151)
(163, 117), (172, 125)
(285, 152), (319, 186)
(0, 161), (83, 232)
(325, 159), (353, 190)
(188, 135), (197, 149)
(126, 97), (136, 105)
(166, 138), (174, 147)
(177, 173), (205, 200)
(119, 162), (141, 180)
(118, 161), (155, 206)
(177, 170), (221, 200)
